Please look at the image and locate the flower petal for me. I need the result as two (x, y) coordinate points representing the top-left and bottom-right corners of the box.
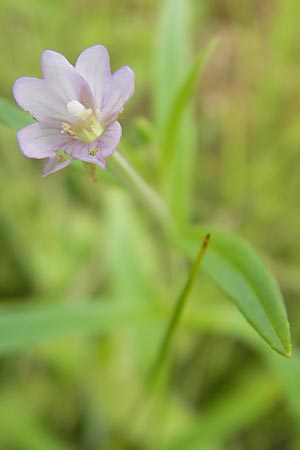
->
(75, 45), (111, 110)
(41, 50), (94, 109)
(42, 155), (74, 177)
(17, 123), (71, 159)
(70, 141), (106, 169)
(98, 121), (122, 158)
(13, 78), (71, 125)
(101, 66), (135, 125)
(82, 154), (106, 169)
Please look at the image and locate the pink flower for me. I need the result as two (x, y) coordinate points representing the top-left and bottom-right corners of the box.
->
(13, 45), (135, 176)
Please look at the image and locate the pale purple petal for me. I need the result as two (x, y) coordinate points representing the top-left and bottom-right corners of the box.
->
(82, 154), (106, 169)
(70, 141), (106, 169)
(75, 45), (111, 110)
(13, 78), (71, 125)
(58, 139), (81, 155)
(101, 66), (135, 125)
(97, 121), (122, 158)
(42, 156), (74, 177)
(17, 123), (72, 159)
(41, 50), (94, 110)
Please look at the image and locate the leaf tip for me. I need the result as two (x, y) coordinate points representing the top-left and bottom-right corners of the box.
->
(284, 343), (292, 359)
(274, 340), (292, 359)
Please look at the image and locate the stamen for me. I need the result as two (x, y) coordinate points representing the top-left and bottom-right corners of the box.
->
(61, 122), (76, 137)
(89, 147), (99, 156)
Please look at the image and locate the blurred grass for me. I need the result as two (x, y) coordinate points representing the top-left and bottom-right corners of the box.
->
(0, 0), (300, 449)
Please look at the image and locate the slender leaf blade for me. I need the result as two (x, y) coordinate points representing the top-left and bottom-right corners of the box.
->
(0, 301), (145, 356)
(155, 0), (196, 223)
(155, 0), (190, 128)
(161, 38), (218, 165)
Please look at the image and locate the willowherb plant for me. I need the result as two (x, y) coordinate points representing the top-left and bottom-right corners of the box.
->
(7, 43), (292, 368)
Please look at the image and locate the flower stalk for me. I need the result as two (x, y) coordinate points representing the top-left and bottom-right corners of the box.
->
(109, 150), (173, 229)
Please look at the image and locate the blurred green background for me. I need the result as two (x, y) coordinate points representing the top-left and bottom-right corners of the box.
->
(0, 0), (300, 449)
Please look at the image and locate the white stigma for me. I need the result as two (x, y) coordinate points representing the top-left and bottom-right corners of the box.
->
(67, 100), (92, 120)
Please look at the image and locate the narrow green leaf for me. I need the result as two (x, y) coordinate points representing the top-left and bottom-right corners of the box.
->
(161, 38), (218, 165)
(158, 36), (217, 222)
(155, 0), (195, 224)
(0, 97), (34, 130)
(151, 234), (210, 378)
(0, 301), (146, 356)
(155, 0), (190, 128)
(180, 227), (292, 357)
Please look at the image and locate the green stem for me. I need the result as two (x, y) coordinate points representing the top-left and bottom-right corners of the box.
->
(108, 151), (172, 229)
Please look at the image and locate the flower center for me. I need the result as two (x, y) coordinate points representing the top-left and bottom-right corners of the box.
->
(62, 100), (104, 143)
